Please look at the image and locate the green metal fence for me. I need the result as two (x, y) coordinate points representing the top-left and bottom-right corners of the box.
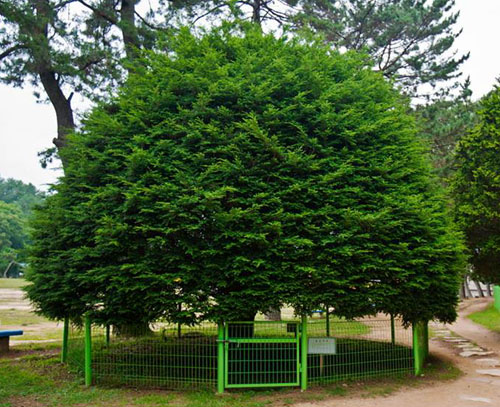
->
(307, 317), (413, 384)
(65, 314), (423, 392)
(224, 321), (301, 388)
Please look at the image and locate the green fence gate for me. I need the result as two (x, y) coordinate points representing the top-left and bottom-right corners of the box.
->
(223, 321), (302, 388)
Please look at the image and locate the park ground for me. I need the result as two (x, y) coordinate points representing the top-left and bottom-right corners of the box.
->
(1, 279), (500, 407)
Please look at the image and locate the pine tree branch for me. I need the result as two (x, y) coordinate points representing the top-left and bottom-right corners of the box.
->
(77, 0), (118, 25)
(0, 44), (25, 61)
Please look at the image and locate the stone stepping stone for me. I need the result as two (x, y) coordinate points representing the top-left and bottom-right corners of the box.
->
(474, 358), (500, 367)
(476, 369), (500, 377)
(459, 395), (492, 404)
(461, 351), (494, 357)
(445, 338), (469, 343)
(461, 346), (486, 352)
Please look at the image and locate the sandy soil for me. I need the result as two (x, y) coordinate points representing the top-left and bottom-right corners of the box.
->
(296, 297), (500, 407)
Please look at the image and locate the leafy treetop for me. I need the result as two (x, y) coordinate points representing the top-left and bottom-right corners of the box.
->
(26, 26), (463, 326)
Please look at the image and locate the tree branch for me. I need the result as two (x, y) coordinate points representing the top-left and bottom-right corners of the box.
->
(0, 44), (25, 61)
(77, 0), (118, 25)
(134, 10), (165, 31)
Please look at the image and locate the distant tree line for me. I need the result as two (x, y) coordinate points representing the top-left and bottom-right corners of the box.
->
(0, 177), (45, 277)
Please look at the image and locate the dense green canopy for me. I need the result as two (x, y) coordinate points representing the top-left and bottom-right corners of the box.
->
(453, 84), (500, 284)
(26, 27), (463, 327)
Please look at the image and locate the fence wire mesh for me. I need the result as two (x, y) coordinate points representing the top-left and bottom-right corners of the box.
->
(67, 324), (85, 375)
(66, 314), (413, 390)
(307, 315), (413, 384)
(225, 321), (300, 388)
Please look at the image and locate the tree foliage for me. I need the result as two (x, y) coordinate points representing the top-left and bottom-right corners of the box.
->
(1, 0), (466, 156)
(453, 83), (500, 284)
(187, 0), (467, 97)
(26, 27), (463, 326)
(415, 81), (478, 182)
(0, 201), (26, 272)
(297, 0), (468, 97)
(0, 176), (45, 215)
(0, 177), (44, 273)
(0, 0), (171, 149)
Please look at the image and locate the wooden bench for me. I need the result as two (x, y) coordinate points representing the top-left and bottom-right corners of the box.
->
(0, 330), (23, 354)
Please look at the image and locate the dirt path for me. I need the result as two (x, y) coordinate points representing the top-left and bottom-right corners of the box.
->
(297, 298), (500, 407)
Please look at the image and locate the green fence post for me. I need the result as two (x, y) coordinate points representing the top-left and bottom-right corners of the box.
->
(325, 307), (330, 337)
(494, 286), (500, 312)
(300, 316), (308, 391)
(61, 317), (69, 363)
(217, 322), (225, 394)
(390, 314), (395, 346)
(424, 321), (429, 359)
(84, 314), (92, 386)
(413, 321), (426, 376)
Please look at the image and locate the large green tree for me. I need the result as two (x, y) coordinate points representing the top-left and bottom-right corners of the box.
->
(27, 27), (463, 327)
(453, 83), (500, 284)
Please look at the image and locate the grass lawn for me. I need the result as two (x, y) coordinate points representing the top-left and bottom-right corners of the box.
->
(0, 278), (29, 289)
(468, 304), (500, 332)
(0, 343), (460, 407)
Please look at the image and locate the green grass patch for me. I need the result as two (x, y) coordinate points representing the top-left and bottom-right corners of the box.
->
(468, 303), (500, 332)
(0, 342), (461, 407)
(0, 309), (51, 326)
(0, 278), (29, 289)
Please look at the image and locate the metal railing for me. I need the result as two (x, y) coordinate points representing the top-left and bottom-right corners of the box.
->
(63, 314), (426, 392)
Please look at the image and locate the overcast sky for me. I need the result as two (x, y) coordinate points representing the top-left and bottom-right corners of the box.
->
(1, 0), (499, 191)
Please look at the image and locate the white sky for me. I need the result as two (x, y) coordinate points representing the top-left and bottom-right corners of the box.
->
(0, 0), (499, 191)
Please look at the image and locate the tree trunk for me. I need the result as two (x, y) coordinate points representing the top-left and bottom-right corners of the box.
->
(32, 0), (75, 151)
(464, 277), (473, 298)
(228, 310), (258, 338)
(265, 307), (281, 321)
(487, 284), (493, 297)
(252, 0), (262, 25)
(120, 0), (140, 69)
(473, 280), (485, 297)
(113, 322), (152, 337)
(459, 282), (465, 299)
(39, 71), (75, 149)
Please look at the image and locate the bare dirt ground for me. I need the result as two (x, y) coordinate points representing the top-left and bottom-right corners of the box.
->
(297, 297), (500, 407)
(0, 285), (61, 342)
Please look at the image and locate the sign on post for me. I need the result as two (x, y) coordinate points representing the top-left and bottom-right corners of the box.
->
(307, 337), (337, 355)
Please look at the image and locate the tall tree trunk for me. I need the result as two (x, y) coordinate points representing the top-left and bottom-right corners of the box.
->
(265, 308), (281, 321)
(39, 71), (75, 149)
(473, 280), (485, 297)
(228, 310), (258, 338)
(252, 0), (262, 25)
(459, 282), (465, 299)
(464, 277), (473, 298)
(32, 0), (75, 151)
(120, 0), (140, 70)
